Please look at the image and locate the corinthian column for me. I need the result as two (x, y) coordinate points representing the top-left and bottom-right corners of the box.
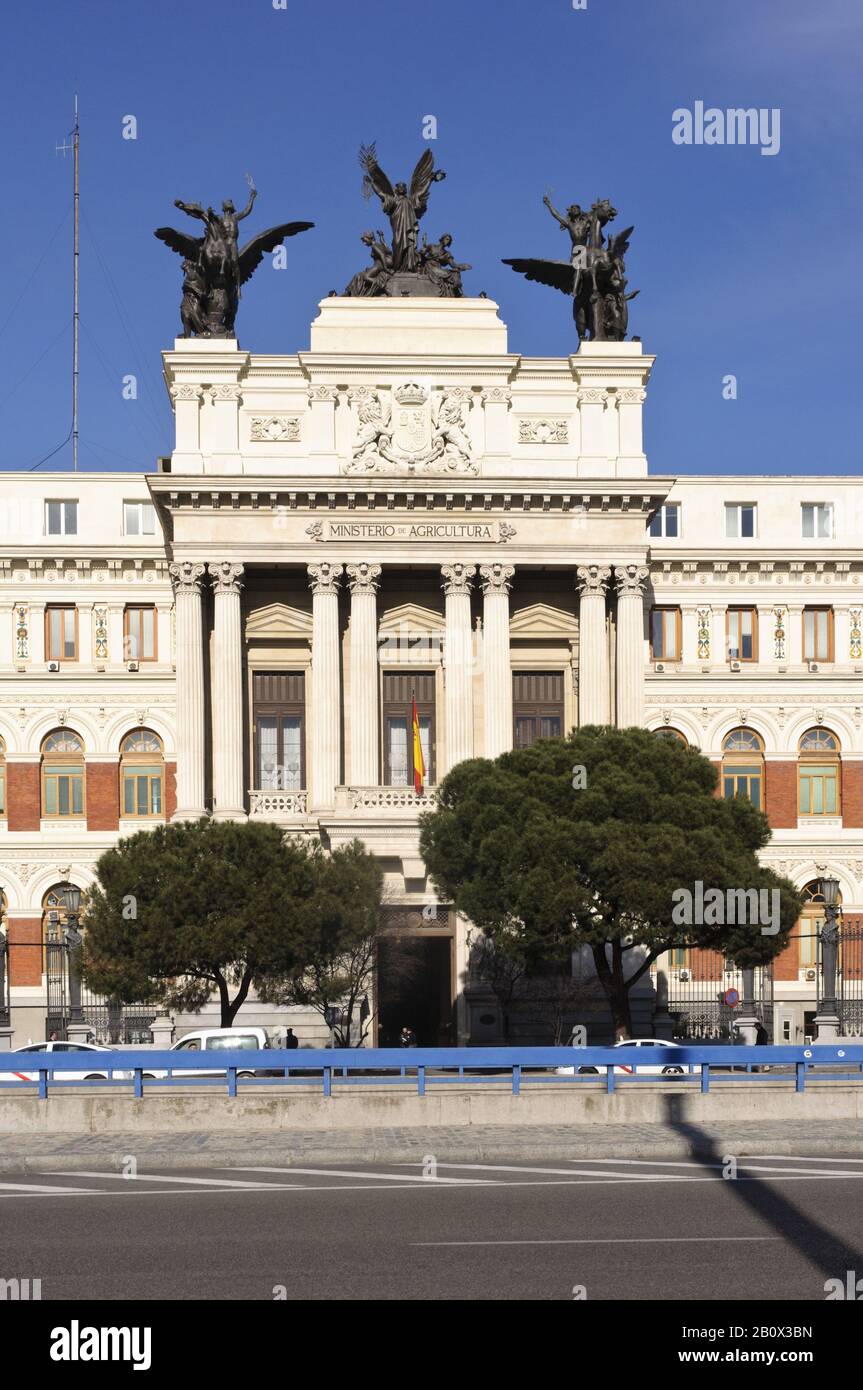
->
(308, 562), (343, 809)
(614, 563), (649, 729)
(346, 562), (381, 786)
(208, 561), (246, 819)
(169, 561), (207, 819)
(441, 563), (476, 774)
(576, 564), (611, 726)
(480, 563), (515, 759)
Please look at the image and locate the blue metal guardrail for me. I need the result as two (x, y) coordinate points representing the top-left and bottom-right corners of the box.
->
(1, 1044), (863, 1099)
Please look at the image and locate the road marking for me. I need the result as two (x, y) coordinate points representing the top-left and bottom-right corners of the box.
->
(47, 1169), (303, 1190)
(748, 1154), (863, 1164)
(413, 1236), (779, 1247)
(408, 1161), (700, 1180)
(228, 1165), (499, 1185)
(0, 1179), (98, 1194)
(578, 1157), (863, 1178)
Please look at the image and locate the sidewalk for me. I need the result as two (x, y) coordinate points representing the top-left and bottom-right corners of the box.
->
(2, 1119), (862, 1172)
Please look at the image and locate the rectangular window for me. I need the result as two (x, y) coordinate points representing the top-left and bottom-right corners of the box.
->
(799, 765), (839, 816)
(803, 607), (833, 662)
(252, 671), (306, 791)
(650, 607), (681, 661)
(122, 765), (163, 816)
(45, 500), (77, 536)
(725, 503), (756, 539)
(123, 501), (156, 536)
(802, 503), (832, 539)
(43, 766), (84, 817)
(727, 608), (757, 662)
(383, 670), (435, 786)
(512, 671), (565, 749)
(124, 606), (157, 661)
(723, 765), (762, 809)
(648, 503), (680, 538)
(45, 606), (77, 661)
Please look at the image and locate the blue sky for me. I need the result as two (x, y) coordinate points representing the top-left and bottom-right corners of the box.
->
(0, 0), (860, 477)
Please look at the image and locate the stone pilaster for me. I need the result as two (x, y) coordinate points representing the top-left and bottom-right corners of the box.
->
(441, 563), (476, 773)
(614, 564), (649, 729)
(169, 561), (207, 819)
(346, 563), (382, 786)
(479, 563), (515, 759)
(576, 564), (611, 726)
(308, 562), (343, 809)
(208, 561), (246, 819)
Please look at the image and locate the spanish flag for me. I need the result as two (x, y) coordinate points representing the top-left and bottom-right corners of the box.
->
(411, 692), (425, 795)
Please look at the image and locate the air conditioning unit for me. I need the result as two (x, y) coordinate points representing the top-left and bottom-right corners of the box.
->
(126, 660), (139, 672)
(805, 968), (817, 982)
(47, 660), (60, 672)
(808, 661), (820, 673)
(678, 969), (690, 982)
(730, 660), (742, 671)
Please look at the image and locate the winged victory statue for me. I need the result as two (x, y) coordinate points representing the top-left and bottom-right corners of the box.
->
(341, 145), (469, 298)
(154, 179), (314, 337)
(503, 194), (639, 342)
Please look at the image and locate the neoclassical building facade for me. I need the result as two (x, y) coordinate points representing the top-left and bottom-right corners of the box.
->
(1, 296), (861, 1045)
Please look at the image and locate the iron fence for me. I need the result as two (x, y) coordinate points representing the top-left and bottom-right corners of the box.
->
(664, 952), (774, 1042)
(45, 940), (157, 1044)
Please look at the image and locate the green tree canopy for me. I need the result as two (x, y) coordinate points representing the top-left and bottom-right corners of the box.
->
(81, 819), (382, 1026)
(419, 726), (802, 1038)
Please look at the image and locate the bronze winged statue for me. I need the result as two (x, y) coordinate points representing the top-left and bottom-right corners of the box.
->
(155, 181), (314, 337)
(503, 195), (638, 342)
(359, 143), (445, 273)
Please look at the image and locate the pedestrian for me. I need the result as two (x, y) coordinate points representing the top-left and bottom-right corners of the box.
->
(284, 1027), (299, 1050)
(399, 1024), (417, 1048)
(754, 1020), (769, 1072)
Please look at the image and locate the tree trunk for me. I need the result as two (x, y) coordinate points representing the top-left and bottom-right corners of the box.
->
(591, 942), (633, 1041)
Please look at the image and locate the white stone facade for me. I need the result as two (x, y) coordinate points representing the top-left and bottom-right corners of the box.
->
(1, 297), (861, 1046)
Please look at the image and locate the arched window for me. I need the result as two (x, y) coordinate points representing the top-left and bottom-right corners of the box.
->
(42, 883), (78, 944)
(120, 729), (164, 817)
(0, 735), (5, 816)
(41, 730), (85, 818)
(798, 728), (840, 817)
(654, 727), (688, 748)
(797, 879), (843, 971)
(721, 728), (764, 808)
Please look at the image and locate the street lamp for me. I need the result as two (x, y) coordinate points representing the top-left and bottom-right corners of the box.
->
(818, 874), (841, 1022)
(0, 883), (7, 1024)
(59, 883), (84, 1027)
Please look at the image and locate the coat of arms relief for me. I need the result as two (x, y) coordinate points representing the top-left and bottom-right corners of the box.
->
(346, 382), (477, 475)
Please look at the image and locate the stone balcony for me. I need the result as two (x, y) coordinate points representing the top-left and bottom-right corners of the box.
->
(248, 785), (438, 883)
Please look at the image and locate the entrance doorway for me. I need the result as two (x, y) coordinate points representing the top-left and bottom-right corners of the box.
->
(377, 934), (454, 1047)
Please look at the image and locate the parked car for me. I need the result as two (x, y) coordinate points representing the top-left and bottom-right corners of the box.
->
(145, 1027), (279, 1080)
(557, 1038), (702, 1077)
(8, 1041), (134, 1082)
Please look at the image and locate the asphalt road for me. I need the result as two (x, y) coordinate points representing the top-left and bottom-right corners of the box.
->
(2, 1152), (863, 1300)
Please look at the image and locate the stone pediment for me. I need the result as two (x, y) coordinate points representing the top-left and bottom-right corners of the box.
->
(245, 602), (313, 641)
(509, 602), (577, 638)
(378, 601), (445, 634)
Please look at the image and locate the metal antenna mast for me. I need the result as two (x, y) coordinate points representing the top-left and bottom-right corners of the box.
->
(56, 96), (79, 471)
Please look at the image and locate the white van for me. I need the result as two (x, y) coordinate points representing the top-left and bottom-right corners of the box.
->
(145, 1026), (278, 1080)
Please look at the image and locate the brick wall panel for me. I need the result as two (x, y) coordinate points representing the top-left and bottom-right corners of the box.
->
(164, 761), (177, 820)
(765, 760), (797, 829)
(87, 761), (119, 832)
(8, 917), (43, 987)
(842, 762), (863, 828)
(6, 763), (40, 831)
